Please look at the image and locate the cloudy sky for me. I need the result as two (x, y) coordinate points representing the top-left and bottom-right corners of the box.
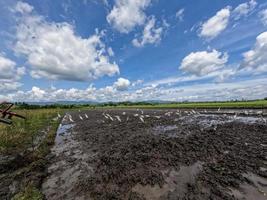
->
(0, 0), (267, 102)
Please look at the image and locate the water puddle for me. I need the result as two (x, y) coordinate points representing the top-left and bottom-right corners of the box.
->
(42, 116), (93, 200)
(55, 123), (75, 145)
(180, 114), (266, 129)
(132, 161), (203, 199)
(228, 173), (267, 200)
(152, 125), (182, 138)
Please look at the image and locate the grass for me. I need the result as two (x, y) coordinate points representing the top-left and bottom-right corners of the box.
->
(0, 109), (62, 154)
(12, 185), (43, 200)
(105, 100), (267, 109)
(0, 108), (63, 200)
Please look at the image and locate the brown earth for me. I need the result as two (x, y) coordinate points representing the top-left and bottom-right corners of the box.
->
(42, 109), (267, 200)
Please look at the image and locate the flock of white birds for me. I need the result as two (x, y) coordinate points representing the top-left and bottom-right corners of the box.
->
(59, 109), (267, 124)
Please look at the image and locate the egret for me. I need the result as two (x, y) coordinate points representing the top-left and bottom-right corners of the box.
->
(139, 116), (145, 123)
(79, 115), (83, 120)
(69, 115), (74, 123)
(115, 115), (121, 122)
(85, 114), (88, 119)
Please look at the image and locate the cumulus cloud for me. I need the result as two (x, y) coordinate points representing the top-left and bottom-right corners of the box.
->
(0, 54), (25, 81)
(259, 9), (267, 26)
(180, 50), (228, 76)
(176, 8), (185, 22)
(232, 0), (257, 20)
(6, 78), (267, 102)
(242, 31), (267, 72)
(132, 79), (144, 86)
(107, 0), (151, 33)
(132, 16), (164, 47)
(13, 1), (34, 14)
(0, 82), (23, 93)
(113, 77), (131, 91)
(0, 54), (25, 92)
(14, 2), (119, 82)
(200, 7), (231, 39)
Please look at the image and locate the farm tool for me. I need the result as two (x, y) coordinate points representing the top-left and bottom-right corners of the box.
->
(0, 102), (26, 125)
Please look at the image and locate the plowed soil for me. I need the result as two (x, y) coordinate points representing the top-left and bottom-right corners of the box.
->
(42, 109), (267, 200)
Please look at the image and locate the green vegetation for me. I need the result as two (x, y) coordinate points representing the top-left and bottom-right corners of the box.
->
(12, 99), (267, 110)
(0, 109), (62, 200)
(12, 185), (43, 200)
(0, 109), (62, 153)
(97, 99), (267, 109)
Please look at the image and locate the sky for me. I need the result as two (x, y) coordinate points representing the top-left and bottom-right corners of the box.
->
(0, 0), (267, 102)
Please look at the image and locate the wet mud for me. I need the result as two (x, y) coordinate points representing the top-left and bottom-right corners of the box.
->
(42, 109), (267, 200)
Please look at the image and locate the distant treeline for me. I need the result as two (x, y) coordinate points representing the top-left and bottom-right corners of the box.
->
(13, 98), (267, 109)
(14, 102), (95, 109)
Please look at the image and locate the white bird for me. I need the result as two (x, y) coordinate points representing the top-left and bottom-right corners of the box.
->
(145, 115), (150, 118)
(115, 115), (121, 122)
(257, 111), (263, 115)
(139, 116), (145, 123)
(126, 116), (129, 121)
(218, 107), (221, 112)
(103, 113), (109, 119)
(69, 115), (74, 123)
(244, 111), (249, 115)
(141, 110), (144, 114)
(106, 114), (114, 121)
(85, 114), (88, 119)
(122, 112), (126, 115)
(233, 113), (237, 119)
(155, 116), (161, 119)
(57, 113), (61, 118)
(134, 114), (139, 117)
(79, 115), (83, 120)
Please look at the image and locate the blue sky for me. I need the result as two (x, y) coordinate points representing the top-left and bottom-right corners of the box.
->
(0, 0), (267, 102)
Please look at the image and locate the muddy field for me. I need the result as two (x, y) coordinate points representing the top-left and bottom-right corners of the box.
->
(42, 109), (267, 200)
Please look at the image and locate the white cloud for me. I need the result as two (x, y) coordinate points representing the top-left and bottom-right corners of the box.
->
(0, 54), (25, 81)
(113, 77), (131, 91)
(107, 0), (151, 33)
(176, 8), (185, 21)
(132, 79), (144, 86)
(0, 82), (22, 93)
(242, 31), (267, 72)
(13, 1), (33, 14)
(200, 7), (231, 39)
(132, 16), (164, 47)
(6, 77), (267, 102)
(14, 2), (119, 82)
(180, 50), (228, 76)
(233, 0), (257, 20)
(259, 9), (267, 26)
(0, 54), (25, 92)
(146, 67), (236, 87)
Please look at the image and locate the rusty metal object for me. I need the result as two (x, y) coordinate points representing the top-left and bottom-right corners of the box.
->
(0, 102), (26, 125)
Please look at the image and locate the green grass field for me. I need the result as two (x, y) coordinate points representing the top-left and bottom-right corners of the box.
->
(107, 100), (267, 109)
(0, 109), (62, 154)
